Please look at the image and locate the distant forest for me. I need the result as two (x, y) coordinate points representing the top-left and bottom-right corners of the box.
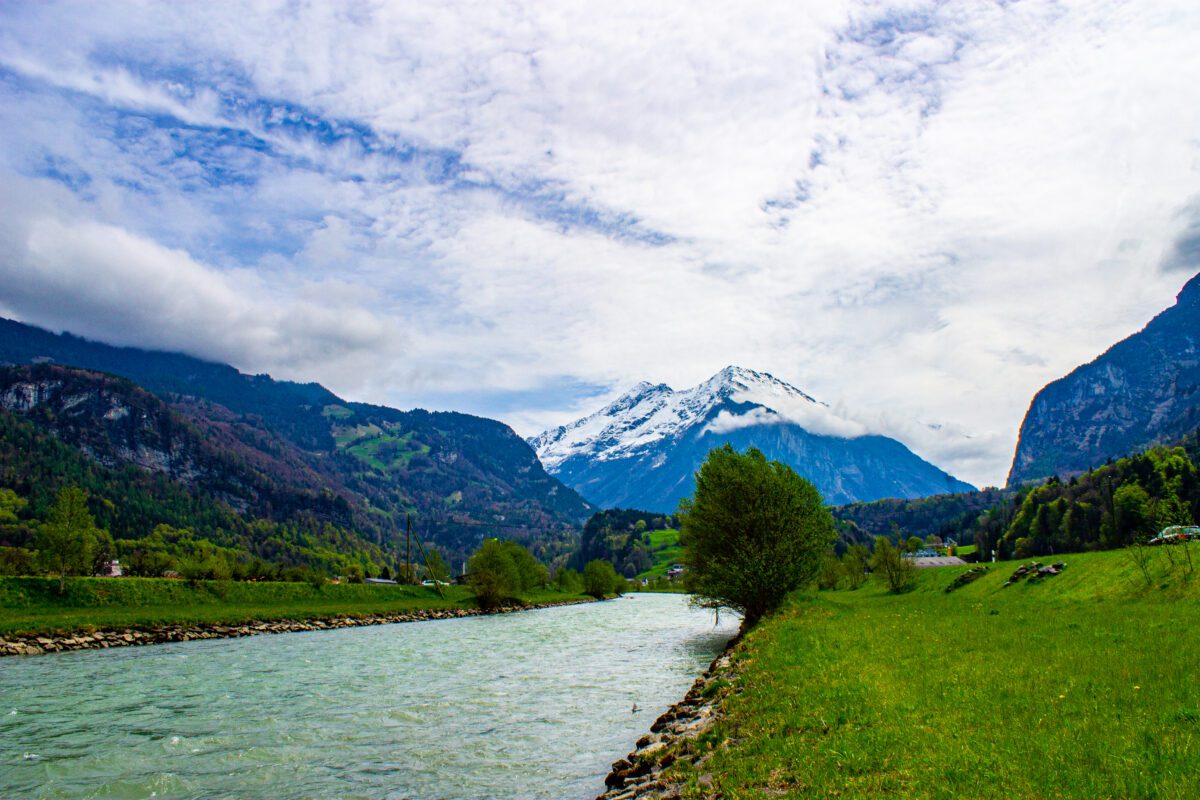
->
(835, 430), (1200, 561)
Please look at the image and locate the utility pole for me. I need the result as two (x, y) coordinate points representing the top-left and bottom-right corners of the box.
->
(406, 513), (413, 584)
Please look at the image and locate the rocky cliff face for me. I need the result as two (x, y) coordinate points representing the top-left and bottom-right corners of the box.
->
(533, 366), (974, 512)
(1008, 272), (1200, 486)
(0, 366), (206, 481)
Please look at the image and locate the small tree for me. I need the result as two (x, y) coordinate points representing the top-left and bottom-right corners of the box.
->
(0, 488), (26, 525)
(501, 541), (548, 590)
(583, 559), (620, 598)
(553, 566), (583, 594)
(424, 548), (450, 584)
(841, 544), (870, 590)
(817, 552), (843, 590)
(679, 445), (834, 626)
(35, 487), (101, 592)
(124, 549), (175, 578)
(468, 539), (521, 609)
(870, 536), (917, 593)
(90, 528), (116, 577)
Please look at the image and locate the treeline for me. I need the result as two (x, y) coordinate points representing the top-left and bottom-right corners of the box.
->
(833, 487), (1013, 550)
(975, 446), (1199, 560)
(832, 438), (1199, 562)
(575, 508), (677, 576)
(465, 537), (624, 607)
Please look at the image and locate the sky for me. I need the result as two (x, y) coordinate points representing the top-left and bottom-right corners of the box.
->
(1, 1), (1198, 489)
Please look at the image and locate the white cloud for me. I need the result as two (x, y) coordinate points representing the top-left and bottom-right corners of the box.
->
(0, 0), (1198, 487)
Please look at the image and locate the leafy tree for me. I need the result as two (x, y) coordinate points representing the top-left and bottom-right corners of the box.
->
(0, 488), (26, 525)
(35, 486), (102, 591)
(817, 552), (843, 590)
(468, 538), (521, 609)
(501, 540), (548, 590)
(125, 549), (176, 577)
(905, 536), (924, 553)
(90, 528), (116, 576)
(0, 546), (35, 575)
(1113, 483), (1154, 543)
(870, 536), (917, 593)
(424, 547), (450, 583)
(583, 558), (621, 598)
(679, 445), (835, 626)
(553, 566), (583, 594)
(841, 544), (870, 589)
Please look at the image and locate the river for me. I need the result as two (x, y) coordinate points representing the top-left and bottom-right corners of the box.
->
(0, 594), (737, 799)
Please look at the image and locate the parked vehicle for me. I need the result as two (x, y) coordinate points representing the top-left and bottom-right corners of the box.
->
(1149, 526), (1200, 545)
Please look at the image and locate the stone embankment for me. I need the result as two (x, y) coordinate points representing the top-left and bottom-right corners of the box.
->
(0, 598), (595, 658)
(597, 635), (742, 800)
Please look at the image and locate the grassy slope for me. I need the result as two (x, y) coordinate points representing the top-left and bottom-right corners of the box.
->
(0, 577), (586, 637)
(637, 528), (684, 580)
(673, 548), (1200, 799)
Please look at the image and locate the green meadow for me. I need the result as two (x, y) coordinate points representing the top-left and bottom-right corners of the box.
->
(637, 528), (684, 580)
(0, 576), (584, 637)
(671, 547), (1200, 799)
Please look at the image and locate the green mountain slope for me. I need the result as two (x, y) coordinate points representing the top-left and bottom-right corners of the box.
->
(0, 319), (594, 565)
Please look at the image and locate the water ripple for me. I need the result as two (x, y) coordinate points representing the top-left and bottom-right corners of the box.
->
(0, 595), (735, 800)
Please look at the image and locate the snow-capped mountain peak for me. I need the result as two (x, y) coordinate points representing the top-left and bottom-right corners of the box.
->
(530, 366), (976, 511)
(529, 366), (860, 471)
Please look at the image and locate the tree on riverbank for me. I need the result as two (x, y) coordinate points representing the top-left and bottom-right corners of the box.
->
(35, 487), (103, 592)
(679, 445), (834, 626)
(466, 539), (548, 608)
(583, 559), (622, 598)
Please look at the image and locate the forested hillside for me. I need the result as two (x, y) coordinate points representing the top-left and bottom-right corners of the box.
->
(0, 404), (389, 578)
(832, 487), (1013, 549)
(0, 319), (595, 572)
(573, 508), (678, 577)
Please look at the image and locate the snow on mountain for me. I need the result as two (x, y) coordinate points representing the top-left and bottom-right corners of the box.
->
(531, 366), (864, 469)
(530, 366), (975, 511)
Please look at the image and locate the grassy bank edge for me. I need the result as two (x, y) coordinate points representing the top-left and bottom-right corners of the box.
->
(612, 546), (1200, 799)
(0, 575), (596, 638)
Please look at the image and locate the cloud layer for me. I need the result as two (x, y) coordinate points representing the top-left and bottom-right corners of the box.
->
(1, 0), (1198, 487)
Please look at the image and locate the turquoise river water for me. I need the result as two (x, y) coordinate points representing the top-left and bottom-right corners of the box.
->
(0, 594), (737, 799)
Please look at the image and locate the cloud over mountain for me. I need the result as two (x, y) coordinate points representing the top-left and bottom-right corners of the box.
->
(1, 1), (1198, 487)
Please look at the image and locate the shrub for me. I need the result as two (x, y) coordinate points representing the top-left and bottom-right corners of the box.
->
(841, 544), (870, 590)
(553, 566), (583, 594)
(817, 553), (843, 590)
(583, 559), (621, 598)
(870, 537), (917, 593)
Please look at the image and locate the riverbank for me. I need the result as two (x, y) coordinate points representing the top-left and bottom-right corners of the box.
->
(604, 547), (1200, 799)
(597, 633), (741, 800)
(1, 597), (595, 657)
(0, 575), (594, 655)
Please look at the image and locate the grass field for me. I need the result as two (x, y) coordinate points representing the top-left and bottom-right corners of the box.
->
(671, 546), (1200, 799)
(637, 528), (684, 580)
(0, 577), (586, 637)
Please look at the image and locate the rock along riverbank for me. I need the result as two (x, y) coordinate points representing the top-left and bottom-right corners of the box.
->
(597, 632), (743, 800)
(0, 597), (596, 658)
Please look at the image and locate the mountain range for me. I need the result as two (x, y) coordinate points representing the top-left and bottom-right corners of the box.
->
(531, 366), (975, 512)
(0, 318), (593, 567)
(1008, 272), (1200, 486)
